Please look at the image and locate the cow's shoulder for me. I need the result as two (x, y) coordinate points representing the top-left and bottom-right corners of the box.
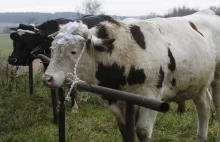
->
(194, 9), (215, 16)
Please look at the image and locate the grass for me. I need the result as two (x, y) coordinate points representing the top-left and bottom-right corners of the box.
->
(0, 34), (13, 58)
(0, 69), (219, 142)
(0, 35), (219, 142)
(0, 74), (122, 142)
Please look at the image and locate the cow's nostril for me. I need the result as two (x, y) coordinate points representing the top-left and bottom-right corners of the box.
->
(8, 58), (17, 64)
(13, 58), (17, 63)
(46, 76), (53, 82)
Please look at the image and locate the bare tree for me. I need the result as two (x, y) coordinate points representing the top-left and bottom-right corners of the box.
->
(210, 6), (220, 16)
(26, 17), (37, 24)
(75, 6), (83, 18)
(164, 6), (198, 18)
(80, 0), (104, 15)
(145, 13), (159, 19)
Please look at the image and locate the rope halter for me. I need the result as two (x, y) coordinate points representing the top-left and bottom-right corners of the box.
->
(50, 21), (87, 101)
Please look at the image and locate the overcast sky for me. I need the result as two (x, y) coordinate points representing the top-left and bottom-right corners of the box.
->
(0, 0), (219, 16)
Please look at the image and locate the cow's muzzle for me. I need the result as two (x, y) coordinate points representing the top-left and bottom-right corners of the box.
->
(42, 74), (54, 87)
(8, 58), (17, 64)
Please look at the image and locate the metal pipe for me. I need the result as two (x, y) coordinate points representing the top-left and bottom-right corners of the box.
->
(76, 82), (169, 112)
(28, 61), (33, 95)
(51, 89), (58, 124)
(125, 103), (135, 142)
(37, 54), (50, 62)
(58, 88), (65, 142)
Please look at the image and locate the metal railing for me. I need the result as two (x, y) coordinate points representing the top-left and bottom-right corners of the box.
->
(57, 82), (169, 142)
(37, 54), (170, 142)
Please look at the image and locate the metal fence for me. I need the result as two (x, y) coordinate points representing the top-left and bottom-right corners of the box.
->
(57, 82), (169, 142)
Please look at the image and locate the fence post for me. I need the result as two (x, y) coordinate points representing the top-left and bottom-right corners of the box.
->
(28, 61), (33, 95)
(58, 88), (65, 142)
(56, 82), (169, 142)
(125, 103), (135, 142)
(51, 89), (58, 124)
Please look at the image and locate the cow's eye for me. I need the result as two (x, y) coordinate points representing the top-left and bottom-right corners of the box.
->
(71, 51), (76, 54)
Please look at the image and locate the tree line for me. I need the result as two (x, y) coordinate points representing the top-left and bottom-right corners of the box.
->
(1, 6), (220, 24)
(164, 6), (220, 18)
(0, 12), (82, 24)
(1, 5), (220, 33)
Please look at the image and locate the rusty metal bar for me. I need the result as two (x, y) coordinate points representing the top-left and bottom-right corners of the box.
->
(58, 88), (65, 142)
(51, 89), (58, 124)
(76, 82), (169, 112)
(28, 61), (33, 95)
(125, 103), (135, 142)
(37, 54), (50, 62)
(37, 54), (58, 124)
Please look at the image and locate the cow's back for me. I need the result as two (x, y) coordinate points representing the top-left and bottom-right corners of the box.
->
(148, 9), (220, 64)
(102, 10), (219, 100)
(145, 9), (220, 100)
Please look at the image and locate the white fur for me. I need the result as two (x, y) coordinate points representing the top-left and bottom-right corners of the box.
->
(44, 9), (220, 142)
(17, 29), (35, 34)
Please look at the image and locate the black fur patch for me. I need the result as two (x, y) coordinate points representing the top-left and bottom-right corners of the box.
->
(157, 66), (165, 88)
(95, 62), (127, 90)
(55, 18), (74, 25)
(168, 48), (176, 72)
(18, 24), (35, 31)
(94, 39), (115, 53)
(130, 25), (146, 49)
(37, 20), (60, 36)
(81, 15), (114, 29)
(37, 18), (74, 36)
(108, 19), (120, 26)
(96, 24), (108, 38)
(94, 45), (107, 52)
(171, 78), (176, 86)
(158, 28), (162, 34)
(127, 66), (146, 85)
(189, 22), (204, 37)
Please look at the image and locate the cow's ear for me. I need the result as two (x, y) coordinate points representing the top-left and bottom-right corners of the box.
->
(10, 27), (18, 31)
(47, 37), (54, 42)
(93, 38), (115, 53)
(102, 38), (115, 45)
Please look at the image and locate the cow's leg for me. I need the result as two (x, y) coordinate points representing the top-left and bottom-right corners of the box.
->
(71, 100), (78, 113)
(109, 103), (126, 141)
(136, 107), (158, 142)
(176, 101), (186, 113)
(212, 79), (220, 142)
(116, 118), (126, 141)
(80, 92), (90, 102)
(70, 92), (78, 113)
(192, 88), (211, 142)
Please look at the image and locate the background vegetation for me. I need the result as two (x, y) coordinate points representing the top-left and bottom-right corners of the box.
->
(0, 34), (13, 57)
(1, 5), (220, 33)
(0, 61), (218, 142)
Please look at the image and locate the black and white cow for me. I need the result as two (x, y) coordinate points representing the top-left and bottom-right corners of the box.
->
(42, 9), (220, 141)
(8, 15), (114, 112)
(8, 15), (114, 66)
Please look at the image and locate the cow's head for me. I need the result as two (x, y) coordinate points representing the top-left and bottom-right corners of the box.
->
(43, 21), (115, 88)
(8, 23), (55, 66)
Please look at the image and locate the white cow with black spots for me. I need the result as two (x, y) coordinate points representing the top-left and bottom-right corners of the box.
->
(42, 9), (220, 142)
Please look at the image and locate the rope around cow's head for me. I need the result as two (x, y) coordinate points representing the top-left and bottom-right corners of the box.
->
(48, 21), (88, 102)
(65, 42), (86, 101)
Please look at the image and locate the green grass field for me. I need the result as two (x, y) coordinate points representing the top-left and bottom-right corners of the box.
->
(0, 34), (13, 58)
(0, 85), (218, 142)
(0, 36), (219, 142)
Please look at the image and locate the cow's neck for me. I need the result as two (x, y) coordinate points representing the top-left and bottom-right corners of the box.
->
(76, 52), (98, 84)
